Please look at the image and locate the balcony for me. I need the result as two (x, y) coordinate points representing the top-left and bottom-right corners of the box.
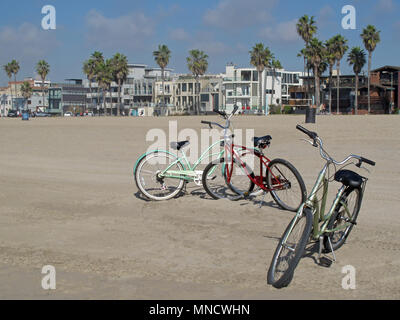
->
(288, 99), (312, 107)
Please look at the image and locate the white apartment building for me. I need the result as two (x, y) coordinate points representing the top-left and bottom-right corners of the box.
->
(84, 64), (173, 115)
(222, 64), (303, 114)
(154, 75), (223, 114)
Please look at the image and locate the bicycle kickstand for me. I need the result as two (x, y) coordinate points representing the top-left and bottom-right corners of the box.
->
(318, 236), (336, 268)
(258, 192), (267, 208)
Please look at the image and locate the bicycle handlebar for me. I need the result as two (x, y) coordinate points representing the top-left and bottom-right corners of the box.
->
(296, 124), (376, 167)
(296, 125), (317, 140)
(201, 120), (225, 130)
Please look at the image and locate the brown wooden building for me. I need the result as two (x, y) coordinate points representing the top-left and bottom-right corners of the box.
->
(290, 65), (399, 114)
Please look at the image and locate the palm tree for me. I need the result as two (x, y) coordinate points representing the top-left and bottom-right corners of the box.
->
(347, 47), (366, 115)
(20, 81), (33, 111)
(153, 45), (171, 111)
(332, 35), (348, 113)
(296, 15), (317, 105)
(3, 63), (14, 110)
(325, 37), (337, 113)
(361, 25), (381, 113)
(305, 38), (326, 109)
(110, 53), (129, 116)
(90, 51), (105, 115)
(187, 49), (209, 115)
(96, 60), (113, 116)
(250, 43), (272, 113)
(10, 60), (20, 110)
(271, 59), (282, 109)
(83, 59), (97, 111)
(36, 60), (50, 112)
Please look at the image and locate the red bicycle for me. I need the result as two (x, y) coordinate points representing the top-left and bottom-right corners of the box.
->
(202, 108), (306, 212)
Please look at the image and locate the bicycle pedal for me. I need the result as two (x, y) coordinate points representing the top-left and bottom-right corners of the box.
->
(319, 257), (333, 268)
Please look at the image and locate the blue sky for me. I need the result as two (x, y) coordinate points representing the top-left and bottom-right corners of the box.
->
(0, 0), (399, 85)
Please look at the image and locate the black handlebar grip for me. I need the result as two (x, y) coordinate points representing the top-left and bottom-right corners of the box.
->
(296, 125), (317, 139)
(360, 157), (376, 166)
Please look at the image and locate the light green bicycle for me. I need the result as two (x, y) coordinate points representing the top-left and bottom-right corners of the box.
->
(133, 107), (251, 201)
(267, 125), (376, 288)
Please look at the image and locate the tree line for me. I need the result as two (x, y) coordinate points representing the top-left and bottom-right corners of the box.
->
(3, 15), (381, 116)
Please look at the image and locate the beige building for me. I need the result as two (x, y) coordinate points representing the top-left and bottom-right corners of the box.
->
(154, 75), (223, 115)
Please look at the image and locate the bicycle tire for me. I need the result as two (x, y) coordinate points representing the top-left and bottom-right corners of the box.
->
(266, 158), (307, 212)
(202, 157), (255, 200)
(323, 187), (362, 252)
(267, 207), (313, 288)
(135, 151), (185, 201)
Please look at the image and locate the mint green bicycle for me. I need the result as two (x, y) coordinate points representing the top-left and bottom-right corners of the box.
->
(133, 107), (252, 201)
(267, 125), (376, 288)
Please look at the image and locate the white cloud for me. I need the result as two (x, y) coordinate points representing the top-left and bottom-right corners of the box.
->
(259, 19), (300, 43)
(203, 0), (278, 30)
(85, 10), (155, 50)
(0, 23), (58, 60)
(169, 28), (190, 41)
(0, 23), (59, 83)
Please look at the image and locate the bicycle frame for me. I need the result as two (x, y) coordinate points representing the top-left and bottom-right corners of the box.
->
(157, 139), (225, 182)
(287, 162), (354, 242)
(224, 143), (291, 193)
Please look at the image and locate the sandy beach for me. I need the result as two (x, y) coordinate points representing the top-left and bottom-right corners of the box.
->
(0, 115), (399, 299)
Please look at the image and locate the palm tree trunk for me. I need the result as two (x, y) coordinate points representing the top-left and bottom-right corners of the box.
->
(314, 66), (320, 107)
(272, 69), (277, 112)
(89, 80), (92, 113)
(42, 78), (45, 112)
(336, 62), (340, 114)
(303, 57), (306, 105)
(102, 88), (107, 116)
(118, 80), (122, 116)
(14, 75), (17, 111)
(196, 77), (199, 115)
(8, 78), (13, 111)
(368, 51), (371, 114)
(162, 68), (165, 111)
(259, 69), (263, 113)
(109, 88), (112, 116)
(355, 73), (359, 115)
(329, 65), (333, 114)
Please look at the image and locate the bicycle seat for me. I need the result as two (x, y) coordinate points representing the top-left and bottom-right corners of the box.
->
(334, 170), (363, 188)
(253, 135), (272, 148)
(171, 141), (190, 151)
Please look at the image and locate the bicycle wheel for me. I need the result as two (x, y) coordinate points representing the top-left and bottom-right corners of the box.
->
(266, 159), (307, 212)
(202, 158), (254, 200)
(267, 207), (313, 288)
(135, 151), (185, 201)
(323, 187), (362, 252)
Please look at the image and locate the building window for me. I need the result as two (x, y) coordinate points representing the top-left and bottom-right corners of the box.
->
(200, 94), (209, 102)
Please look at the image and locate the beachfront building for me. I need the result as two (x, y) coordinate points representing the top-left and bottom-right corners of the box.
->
(48, 79), (88, 116)
(153, 75), (223, 115)
(84, 63), (173, 116)
(299, 65), (400, 114)
(222, 64), (304, 114)
(0, 78), (51, 114)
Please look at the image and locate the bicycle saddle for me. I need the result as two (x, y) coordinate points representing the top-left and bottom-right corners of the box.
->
(334, 170), (363, 188)
(253, 135), (272, 148)
(170, 141), (190, 150)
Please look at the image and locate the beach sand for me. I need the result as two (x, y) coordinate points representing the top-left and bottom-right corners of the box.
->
(0, 115), (399, 299)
